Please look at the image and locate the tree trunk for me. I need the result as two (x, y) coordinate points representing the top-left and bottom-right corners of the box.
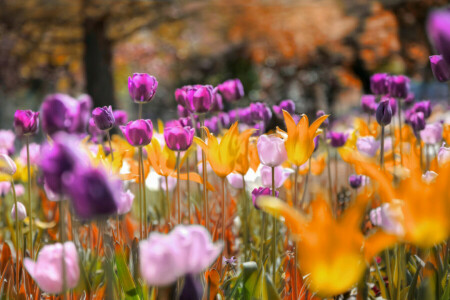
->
(83, 17), (115, 108)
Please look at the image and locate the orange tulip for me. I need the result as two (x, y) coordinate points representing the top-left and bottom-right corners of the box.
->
(234, 128), (255, 175)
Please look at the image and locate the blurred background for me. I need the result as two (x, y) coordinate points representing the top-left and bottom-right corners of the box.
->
(1, 0), (449, 127)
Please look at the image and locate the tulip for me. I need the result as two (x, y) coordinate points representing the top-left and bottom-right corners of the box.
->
(356, 136), (380, 157)
(164, 126), (195, 152)
(384, 96), (397, 116)
(117, 189), (135, 215)
(218, 112), (231, 128)
(327, 131), (348, 148)
(388, 75), (410, 99)
(273, 100), (295, 118)
(0, 130), (15, 155)
(376, 99), (392, 126)
(238, 107), (252, 124)
(88, 117), (103, 142)
(205, 117), (219, 135)
(11, 202), (26, 221)
(218, 79), (244, 102)
(438, 143), (450, 166)
(177, 104), (190, 118)
(408, 111), (426, 133)
(0, 154), (17, 176)
(260, 165), (293, 188)
(228, 109), (238, 123)
(348, 174), (362, 189)
(0, 181), (11, 197)
(13, 110), (39, 136)
(128, 73), (158, 103)
(210, 89), (224, 112)
(92, 106), (115, 131)
(316, 110), (329, 128)
(430, 55), (450, 82)
(420, 122), (443, 144)
(120, 119), (153, 147)
(250, 102), (272, 125)
(370, 202), (404, 236)
(427, 9), (450, 64)
(19, 143), (40, 165)
(64, 167), (120, 220)
(361, 95), (377, 114)
(226, 173), (244, 189)
(370, 73), (389, 95)
(24, 242), (79, 294)
(251, 187), (279, 209)
(139, 225), (222, 286)
(113, 110), (128, 126)
(422, 170), (438, 184)
(413, 101), (432, 118)
(404, 92), (415, 107)
(70, 94), (92, 134)
(185, 85), (213, 114)
(257, 135), (287, 167)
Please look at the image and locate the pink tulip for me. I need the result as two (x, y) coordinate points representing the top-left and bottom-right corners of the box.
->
(117, 190), (135, 215)
(139, 225), (222, 286)
(438, 143), (450, 166)
(227, 173), (244, 189)
(356, 136), (380, 158)
(257, 135), (287, 167)
(11, 202), (27, 221)
(370, 202), (404, 236)
(19, 143), (40, 165)
(24, 242), (80, 294)
(420, 122), (443, 144)
(0, 181), (11, 196)
(260, 165), (293, 188)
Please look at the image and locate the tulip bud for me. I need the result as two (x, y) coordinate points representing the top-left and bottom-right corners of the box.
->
(420, 122), (443, 144)
(186, 85), (213, 114)
(388, 75), (410, 99)
(164, 126), (195, 151)
(177, 104), (190, 118)
(252, 187), (279, 210)
(408, 111), (426, 133)
(250, 102), (272, 125)
(356, 136), (380, 158)
(361, 95), (377, 114)
(404, 92), (415, 107)
(120, 119), (153, 147)
(218, 79), (244, 102)
(257, 135), (287, 167)
(117, 190), (135, 215)
(113, 110), (128, 126)
(430, 55), (450, 82)
(92, 106), (115, 131)
(14, 110), (39, 136)
(218, 112), (231, 128)
(11, 202), (27, 221)
(376, 99), (392, 126)
(210, 89), (224, 112)
(175, 87), (188, 107)
(273, 100), (295, 118)
(0, 154), (17, 176)
(370, 73), (389, 95)
(327, 131), (348, 148)
(128, 73), (158, 103)
(427, 10), (450, 65)
(348, 174), (362, 189)
(413, 101), (432, 119)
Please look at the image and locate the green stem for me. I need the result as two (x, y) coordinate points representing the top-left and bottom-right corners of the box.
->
(165, 176), (170, 224)
(292, 165), (299, 299)
(259, 212), (267, 271)
(138, 103), (143, 119)
(11, 180), (19, 293)
(271, 167), (277, 284)
(186, 155), (191, 224)
(380, 126), (385, 170)
(221, 177), (226, 274)
(26, 136), (33, 259)
(242, 175), (249, 261)
(397, 98), (403, 166)
(139, 147), (147, 237)
(59, 201), (67, 299)
(107, 130), (114, 162)
(137, 148), (143, 239)
(324, 129), (333, 209)
(301, 158), (311, 208)
(176, 151), (181, 224)
(200, 117), (209, 231)
(384, 250), (394, 299)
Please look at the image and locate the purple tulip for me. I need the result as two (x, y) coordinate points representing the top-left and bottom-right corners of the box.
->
(24, 242), (79, 294)
(218, 79), (244, 102)
(205, 117), (219, 135)
(316, 110), (329, 128)
(273, 100), (295, 118)
(210, 89), (224, 112)
(40, 94), (75, 136)
(238, 107), (252, 124)
(0, 154), (17, 176)
(348, 175), (363, 189)
(128, 73), (158, 103)
(178, 104), (190, 118)
(164, 126), (195, 151)
(92, 106), (115, 131)
(218, 112), (231, 128)
(70, 94), (92, 134)
(430, 55), (450, 82)
(382, 96), (397, 116)
(420, 122), (442, 144)
(185, 85), (213, 114)
(313, 135), (320, 152)
(139, 225), (222, 286)
(427, 9), (450, 64)
(404, 92), (415, 107)
(257, 135), (287, 167)
(388, 75), (410, 99)
(370, 73), (390, 95)
(327, 131), (348, 148)
(438, 143), (450, 166)
(113, 110), (128, 126)
(407, 111), (426, 133)
(260, 165), (293, 189)
(175, 87), (189, 107)
(376, 99), (392, 126)
(228, 109), (238, 123)
(361, 95), (378, 114)
(14, 110), (39, 136)
(64, 167), (120, 219)
(356, 136), (380, 158)
(120, 119), (153, 147)
(11, 202), (27, 221)
(252, 187), (279, 209)
(250, 102), (272, 125)
(413, 101), (432, 118)
(88, 118), (103, 142)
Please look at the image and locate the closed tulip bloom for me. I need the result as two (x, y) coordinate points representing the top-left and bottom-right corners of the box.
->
(210, 90), (224, 112)
(177, 104), (190, 118)
(117, 189), (135, 215)
(437, 143), (450, 166)
(0, 154), (17, 176)
(14, 110), (39, 136)
(430, 55), (450, 82)
(250, 102), (272, 125)
(40, 93), (75, 136)
(175, 87), (189, 107)
(120, 119), (153, 147)
(385, 96), (397, 116)
(361, 95), (377, 114)
(164, 126), (195, 151)
(185, 85), (213, 114)
(260, 165), (293, 189)
(11, 202), (27, 221)
(388, 75), (410, 99)
(226, 173), (244, 189)
(356, 136), (380, 158)
(24, 242), (79, 294)
(70, 94), (93, 134)
(228, 109), (238, 123)
(316, 110), (329, 128)
(218, 112), (231, 128)
(420, 122), (443, 144)
(376, 99), (392, 126)
(92, 106), (115, 131)
(370, 202), (404, 236)
(64, 167), (119, 220)
(413, 101), (432, 118)
(404, 92), (415, 107)
(128, 73), (158, 103)
(218, 79), (244, 102)
(205, 117), (219, 135)
(370, 73), (389, 95)
(113, 110), (128, 126)
(252, 187), (279, 209)
(257, 135), (287, 167)
(327, 131), (348, 148)
(238, 107), (252, 125)
(139, 225), (222, 286)
(273, 100), (295, 118)
(348, 174), (363, 189)
(427, 9), (450, 64)
(407, 111), (426, 132)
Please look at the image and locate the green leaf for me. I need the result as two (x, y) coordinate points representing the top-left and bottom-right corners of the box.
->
(114, 242), (140, 299)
